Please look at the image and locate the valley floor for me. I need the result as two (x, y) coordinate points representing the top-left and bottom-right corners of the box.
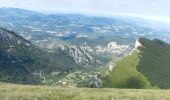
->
(0, 83), (169, 100)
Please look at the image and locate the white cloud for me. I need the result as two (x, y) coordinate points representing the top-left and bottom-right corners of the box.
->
(0, 0), (15, 7)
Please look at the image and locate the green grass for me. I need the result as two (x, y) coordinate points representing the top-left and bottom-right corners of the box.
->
(103, 52), (151, 88)
(137, 38), (170, 88)
(0, 83), (170, 100)
(103, 38), (170, 89)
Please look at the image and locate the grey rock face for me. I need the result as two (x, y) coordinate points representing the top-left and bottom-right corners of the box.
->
(60, 44), (94, 66)
(89, 75), (102, 88)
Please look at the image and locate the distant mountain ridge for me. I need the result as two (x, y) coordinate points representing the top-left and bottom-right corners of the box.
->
(1, 7), (170, 43)
(103, 38), (170, 89)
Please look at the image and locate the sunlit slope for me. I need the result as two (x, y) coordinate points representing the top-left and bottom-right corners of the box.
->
(103, 51), (151, 88)
(103, 38), (170, 89)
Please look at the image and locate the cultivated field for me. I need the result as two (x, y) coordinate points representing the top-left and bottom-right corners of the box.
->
(0, 83), (169, 100)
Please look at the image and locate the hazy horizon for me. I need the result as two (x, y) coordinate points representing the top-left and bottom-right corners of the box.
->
(0, 0), (170, 22)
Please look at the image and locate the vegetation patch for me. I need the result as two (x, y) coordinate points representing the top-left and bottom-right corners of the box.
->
(103, 51), (152, 88)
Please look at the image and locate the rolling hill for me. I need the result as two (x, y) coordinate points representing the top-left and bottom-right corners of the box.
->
(103, 38), (170, 89)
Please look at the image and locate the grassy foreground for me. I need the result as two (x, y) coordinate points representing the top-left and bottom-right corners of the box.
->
(0, 83), (170, 100)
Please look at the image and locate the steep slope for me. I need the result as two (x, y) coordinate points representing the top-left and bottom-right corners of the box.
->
(0, 27), (43, 84)
(103, 38), (170, 89)
(0, 27), (85, 85)
(137, 38), (170, 88)
(103, 51), (152, 88)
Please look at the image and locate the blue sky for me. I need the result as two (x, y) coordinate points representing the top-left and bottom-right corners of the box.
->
(0, 0), (170, 22)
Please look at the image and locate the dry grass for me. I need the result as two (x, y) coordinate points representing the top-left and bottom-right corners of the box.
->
(0, 83), (170, 100)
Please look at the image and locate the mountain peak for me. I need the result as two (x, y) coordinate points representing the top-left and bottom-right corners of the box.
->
(135, 38), (143, 49)
(0, 27), (31, 46)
